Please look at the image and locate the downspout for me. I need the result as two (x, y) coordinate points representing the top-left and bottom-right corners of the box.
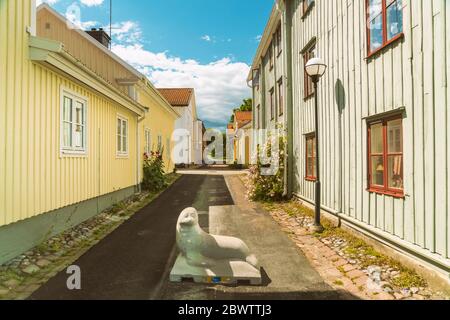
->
(136, 113), (146, 193)
(247, 78), (255, 164)
(282, 0), (294, 198)
(260, 57), (267, 130)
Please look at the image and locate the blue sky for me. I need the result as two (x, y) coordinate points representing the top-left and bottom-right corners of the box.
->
(37, 0), (274, 129)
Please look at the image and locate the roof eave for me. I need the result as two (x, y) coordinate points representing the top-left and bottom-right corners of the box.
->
(247, 2), (282, 81)
(30, 36), (147, 116)
(37, 3), (144, 80)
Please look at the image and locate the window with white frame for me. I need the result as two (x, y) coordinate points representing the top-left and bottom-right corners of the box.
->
(61, 90), (87, 155)
(144, 129), (151, 154)
(117, 116), (129, 156)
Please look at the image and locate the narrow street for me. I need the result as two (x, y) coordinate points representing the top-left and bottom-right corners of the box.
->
(28, 171), (346, 300)
(29, 174), (234, 300)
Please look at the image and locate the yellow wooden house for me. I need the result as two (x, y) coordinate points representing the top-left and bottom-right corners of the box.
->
(0, 0), (179, 264)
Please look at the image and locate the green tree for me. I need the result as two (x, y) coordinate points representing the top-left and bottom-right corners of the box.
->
(230, 98), (253, 122)
(239, 98), (253, 112)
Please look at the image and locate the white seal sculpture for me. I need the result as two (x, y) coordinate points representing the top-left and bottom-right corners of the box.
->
(170, 207), (262, 285)
(176, 207), (258, 267)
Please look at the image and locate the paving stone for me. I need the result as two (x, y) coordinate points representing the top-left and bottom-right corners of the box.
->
(375, 292), (395, 300)
(3, 279), (21, 289)
(342, 264), (356, 272)
(353, 275), (369, 287)
(324, 268), (342, 278)
(393, 292), (404, 300)
(347, 269), (366, 279)
(333, 259), (348, 267)
(345, 283), (364, 295)
(45, 255), (59, 261)
(322, 249), (337, 258)
(329, 255), (341, 262)
(36, 259), (51, 268)
(22, 264), (40, 275)
(335, 276), (354, 287)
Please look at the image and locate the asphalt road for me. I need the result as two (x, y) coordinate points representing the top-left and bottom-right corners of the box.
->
(29, 174), (234, 300)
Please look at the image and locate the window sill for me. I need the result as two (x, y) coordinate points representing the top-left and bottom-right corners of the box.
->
(366, 33), (404, 61)
(117, 154), (130, 159)
(367, 188), (405, 199)
(305, 177), (317, 182)
(301, 2), (315, 20)
(303, 94), (314, 101)
(60, 150), (88, 158)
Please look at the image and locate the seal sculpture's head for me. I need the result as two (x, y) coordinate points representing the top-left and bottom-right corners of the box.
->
(177, 207), (199, 228)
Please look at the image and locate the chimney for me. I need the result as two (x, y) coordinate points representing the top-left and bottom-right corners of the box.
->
(86, 28), (111, 48)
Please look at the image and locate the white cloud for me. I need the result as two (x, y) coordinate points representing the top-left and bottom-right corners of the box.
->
(80, 0), (104, 7)
(36, 0), (104, 8)
(201, 34), (212, 42)
(106, 21), (142, 44)
(255, 35), (262, 42)
(79, 20), (99, 29)
(112, 43), (251, 126)
(201, 35), (211, 42)
(107, 22), (250, 128)
(36, 0), (59, 5)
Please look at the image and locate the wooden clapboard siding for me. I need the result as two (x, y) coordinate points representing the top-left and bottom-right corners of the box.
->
(0, 0), (139, 228)
(286, 0), (449, 261)
(446, 0), (450, 260)
(37, 5), (135, 96)
(138, 85), (177, 174)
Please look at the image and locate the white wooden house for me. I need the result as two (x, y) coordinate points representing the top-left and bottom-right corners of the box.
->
(157, 88), (203, 165)
(249, 0), (450, 277)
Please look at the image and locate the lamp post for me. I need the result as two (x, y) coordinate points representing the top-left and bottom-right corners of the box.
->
(305, 57), (327, 233)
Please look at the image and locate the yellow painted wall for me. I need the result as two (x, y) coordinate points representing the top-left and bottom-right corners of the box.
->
(0, 0), (139, 227)
(138, 88), (177, 174)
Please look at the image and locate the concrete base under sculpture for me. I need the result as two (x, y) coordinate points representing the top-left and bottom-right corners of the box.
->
(170, 207), (262, 286)
(170, 255), (262, 285)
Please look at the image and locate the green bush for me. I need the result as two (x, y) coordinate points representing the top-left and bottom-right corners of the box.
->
(142, 149), (168, 192)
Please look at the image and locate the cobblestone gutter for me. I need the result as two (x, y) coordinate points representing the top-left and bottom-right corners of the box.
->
(240, 175), (449, 300)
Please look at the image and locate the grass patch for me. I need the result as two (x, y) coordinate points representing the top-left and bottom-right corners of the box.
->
(0, 269), (24, 283)
(391, 271), (427, 289)
(333, 280), (344, 286)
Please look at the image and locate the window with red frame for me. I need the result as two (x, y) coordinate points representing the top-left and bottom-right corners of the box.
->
(303, 43), (316, 99)
(306, 134), (316, 181)
(303, 0), (314, 16)
(368, 116), (404, 196)
(367, 0), (403, 55)
(278, 78), (283, 117)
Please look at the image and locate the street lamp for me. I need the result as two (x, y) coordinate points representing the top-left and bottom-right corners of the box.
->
(305, 57), (327, 233)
